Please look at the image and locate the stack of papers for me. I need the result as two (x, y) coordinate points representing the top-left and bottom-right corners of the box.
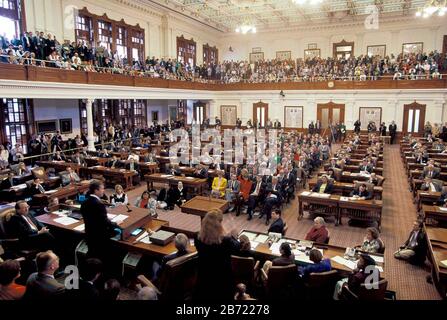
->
(107, 214), (117, 220)
(111, 214), (129, 224)
(54, 216), (79, 226)
(250, 241), (260, 250)
(254, 234), (269, 243)
(293, 251), (314, 264)
(240, 231), (258, 241)
(331, 256), (358, 270)
(301, 191), (311, 196)
(270, 243), (281, 255)
(74, 224), (85, 232)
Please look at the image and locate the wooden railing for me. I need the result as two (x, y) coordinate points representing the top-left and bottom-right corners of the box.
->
(1, 63), (446, 91)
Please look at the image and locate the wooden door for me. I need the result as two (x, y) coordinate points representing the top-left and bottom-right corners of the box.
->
(253, 102), (269, 128)
(403, 102), (426, 136)
(317, 102), (345, 130)
(443, 35), (447, 54)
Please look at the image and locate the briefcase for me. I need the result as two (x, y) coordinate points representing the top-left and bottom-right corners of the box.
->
(149, 230), (175, 246)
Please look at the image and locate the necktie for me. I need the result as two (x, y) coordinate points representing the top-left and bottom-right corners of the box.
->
(23, 215), (38, 231)
(38, 184), (45, 193)
(70, 173), (75, 183)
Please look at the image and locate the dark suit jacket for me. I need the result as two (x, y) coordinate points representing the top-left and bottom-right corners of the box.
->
(403, 229), (428, 264)
(107, 159), (122, 168)
(350, 189), (372, 200)
(0, 177), (14, 190)
(80, 196), (119, 254)
(6, 213), (44, 239)
(23, 273), (65, 300)
(359, 164), (373, 173)
(266, 183), (283, 201)
(312, 181), (333, 194)
(67, 280), (100, 300)
(268, 218), (284, 234)
(420, 168), (440, 179)
(249, 181), (266, 198)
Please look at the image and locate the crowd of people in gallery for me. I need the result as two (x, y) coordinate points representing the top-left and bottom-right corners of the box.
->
(1, 31), (446, 83)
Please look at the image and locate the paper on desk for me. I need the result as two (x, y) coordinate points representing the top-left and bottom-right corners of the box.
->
(44, 190), (58, 195)
(185, 177), (195, 179)
(161, 174), (173, 178)
(331, 256), (357, 270)
(293, 251), (314, 264)
(439, 207), (447, 212)
(74, 224), (85, 232)
(135, 231), (149, 242)
(250, 241), (260, 250)
(270, 243), (281, 255)
(440, 260), (447, 268)
(301, 191), (311, 196)
(240, 231), (258, 241)
(254, 234), (269, 243)
(111, 214), (129, 224)
(140, 236), (152, 244)
(107, 214), (117, 220)
(54, 216), (79, 226)
(370, 255), (384, 264)
(340, 197), (350, 201)
(12, 184), (27, 190)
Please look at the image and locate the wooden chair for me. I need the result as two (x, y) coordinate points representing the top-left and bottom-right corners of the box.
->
(231, 255), (259, 289)
(341, 279), (388, 300)
(137, 252), (198, 301)
(261, 264), (297, 299)
(305, 270), (339, 300)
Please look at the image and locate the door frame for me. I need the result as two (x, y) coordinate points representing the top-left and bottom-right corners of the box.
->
(253, 101), (269, 128)
(317, 102), (345, 131)
(402, 102), (426, 136)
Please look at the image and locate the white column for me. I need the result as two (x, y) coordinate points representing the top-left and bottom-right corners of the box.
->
(86, 99), (95, 152)
(208, 100), (217, 119)
(345, 99), (355, 129)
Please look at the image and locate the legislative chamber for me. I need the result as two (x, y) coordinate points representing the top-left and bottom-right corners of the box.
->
(0, 0), (446, 308)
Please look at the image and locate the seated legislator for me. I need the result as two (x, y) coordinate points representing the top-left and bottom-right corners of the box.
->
(298, 249), (332, 282)
(358, 159), (373, 174)
(420, 177), (442, 192)
(419, 164), (440, 180)
(6, 200), (55, 251)
(61, 166), (81, 186)
(127, 152), (140, 162)
(26, 178), (47, 197)
(225, 174), (240, 212)
(107, 155), (122, 169)
(333, 253), (377, 300)
(23, 250), (65, 300)
(165, 163), (182, 176)
(268, 209), (284, 234)
(305, 217), (329, 243)
(235, 235), (252, 258)
(51, 151), (66, 162)
(152, 233), (190, 280)
(135, 190), (150, 209)
(359, 227), (383, 253)
(211, 170), (227, 198)
(246, 175), (265, 221)
(0, 260), (26, 300)
(0, 172), (15, 190)
(260, 176), (283, 225)
(350, 184), (373, 200)
(110, 184), (129, 206)
(99, 149), (111, 158)
(394, 221), (427, 265)
(261, 243), (295, 280)
(367, 172), (379, 186)
(12, 162), (31, 176)
(312, 175), (333, 194)
(237, 169), (253, 216)
(166, 182), (186, 210)
(71, 152), (86, 166)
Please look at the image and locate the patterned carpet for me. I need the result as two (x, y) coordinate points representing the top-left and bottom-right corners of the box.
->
(123, 144), (441, 300)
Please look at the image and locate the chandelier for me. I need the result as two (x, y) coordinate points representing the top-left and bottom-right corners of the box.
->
(415, 0), (447, 17)
(235, 24), (256, 34)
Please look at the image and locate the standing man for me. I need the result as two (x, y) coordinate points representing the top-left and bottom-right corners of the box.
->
(81, 180), (120, 266)
(389, 121), (397, 144)
(354, 119), (361, 134)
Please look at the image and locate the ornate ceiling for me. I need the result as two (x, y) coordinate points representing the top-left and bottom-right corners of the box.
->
(143, 0), (428, 32)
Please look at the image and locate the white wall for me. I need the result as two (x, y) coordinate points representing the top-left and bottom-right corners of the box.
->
(147, 99), (170, 124)
(220, 18), (447, 61)
(33, 99), (80, 138)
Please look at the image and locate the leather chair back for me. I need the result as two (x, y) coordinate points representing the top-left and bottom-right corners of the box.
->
(32, 167), (47, 180)
(231, 255), (255, 287)
(265, 264), (297, 299)
(158, 252), (198, 301)
(306, 270), (339, 300)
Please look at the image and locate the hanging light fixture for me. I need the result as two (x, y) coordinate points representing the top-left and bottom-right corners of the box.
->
(415, 0), (447, 18)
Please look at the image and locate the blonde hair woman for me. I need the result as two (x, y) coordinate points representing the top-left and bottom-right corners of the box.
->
(110, 184), (128, 206)
(194, 209), (240, 301)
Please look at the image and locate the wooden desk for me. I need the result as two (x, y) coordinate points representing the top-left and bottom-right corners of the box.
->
(145, 173), (208, 194)
(422, 205), (447, 226)
(319, 171), (372, 183)
(240, 229), (384, 276)
(32, 181), (90, 206)
(82, 166), (138, 191)
(84, 157), (109, 167)
(181, 196), (229, 219)
(298, 191), (383, 228)
(425, 226), (447, 299)
(37, 161), (82, 175)
(308, 179), (383, 200)
(36, 206), (188, 258)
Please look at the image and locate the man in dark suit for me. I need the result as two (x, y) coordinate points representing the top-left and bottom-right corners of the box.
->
(71, 151), (86, 166)
(153, 233), (190, 280)
(281, 167), (296, 202)
(166, 182), (186, 210)
(420, 177), (442, 192)
(260, 176), (283, 225)
(193, 164), (208, 179)
(394, 221), (428, 265)
(81, 181), (120, 265)
(350, 184), (373, 200)
(358, 159), (373, 174)
(389, 121), (397, 144)
(420, 164), (440, 179)
(268, 209), (284, 234)
(246, 175), (265, 221)
(0, 172), (15, 190)
(23, 250), (65, 300)
(312, 175), (333, 194)
(61, 167), (81, 186)
(27, 178), (47, 197)
(107, 156), (122, 169)
(6, 200), (55, 251)
(354, 120), (361, 134)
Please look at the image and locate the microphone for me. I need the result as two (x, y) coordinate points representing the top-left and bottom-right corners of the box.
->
(126, 205), (132, 213)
